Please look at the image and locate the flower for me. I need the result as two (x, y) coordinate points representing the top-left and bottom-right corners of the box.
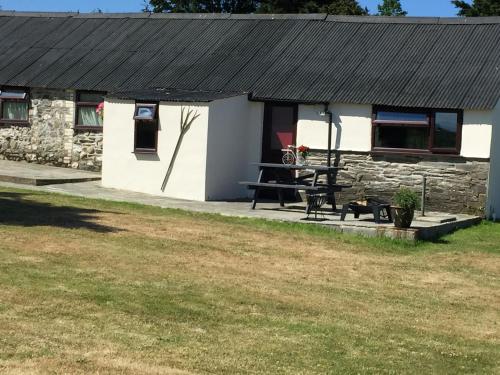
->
(96, 102), (104, 114)
(96, 102), (104, 121)
(297, 145), (310, 158)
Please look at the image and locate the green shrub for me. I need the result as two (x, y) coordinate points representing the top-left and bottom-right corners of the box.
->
(393, 187), (420, 210)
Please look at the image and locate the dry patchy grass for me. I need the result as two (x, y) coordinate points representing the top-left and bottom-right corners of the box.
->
(0, 187), (499, 374)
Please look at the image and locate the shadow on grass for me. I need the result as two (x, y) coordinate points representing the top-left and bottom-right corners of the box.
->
(0, 191), (120, 233)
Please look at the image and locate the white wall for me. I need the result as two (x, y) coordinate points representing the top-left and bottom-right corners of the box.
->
(487, 101), (500, 220)
(102, 99), (210, 201)
(103, 98), (495, 204)
(461, 110), (493, 158)
(297, 103), (493, 159)
(296, 103), (372, 152)
(205, 96), (264, 200)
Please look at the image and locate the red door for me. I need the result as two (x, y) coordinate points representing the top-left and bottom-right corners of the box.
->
(262, 103), (297, 163)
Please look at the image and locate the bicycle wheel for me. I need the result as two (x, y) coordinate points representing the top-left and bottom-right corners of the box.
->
(282, 152), (295, 165)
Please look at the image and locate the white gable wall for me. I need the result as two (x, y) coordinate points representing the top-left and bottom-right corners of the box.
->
(102, 99), (210, 201)
(158, 103), (210, 200)
(206, 96), (264, 200)
(487, 100), (500, 220)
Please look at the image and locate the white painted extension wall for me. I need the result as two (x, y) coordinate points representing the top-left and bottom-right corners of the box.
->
(102, 96), (263, 201)
(487, 99), (500, 220)
(205, 96), (264, 200)
(296, 102), (493, 158)
(102, 99), (210, 201)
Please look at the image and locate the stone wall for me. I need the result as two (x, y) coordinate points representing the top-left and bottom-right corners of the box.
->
(71, 131), (103, 172)
(0, 88), (103, 171)
(308, 151), (489, 215)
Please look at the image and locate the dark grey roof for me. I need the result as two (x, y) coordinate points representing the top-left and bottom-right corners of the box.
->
(108, 87), (246, 102)
(1, 12), (500, 109)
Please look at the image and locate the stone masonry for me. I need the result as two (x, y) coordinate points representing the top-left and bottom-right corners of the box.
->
(308, 151), (489, 215)
(0, 88), (103, 172)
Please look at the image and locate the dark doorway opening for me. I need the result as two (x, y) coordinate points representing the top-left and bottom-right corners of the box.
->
(260, 102), (298, 200)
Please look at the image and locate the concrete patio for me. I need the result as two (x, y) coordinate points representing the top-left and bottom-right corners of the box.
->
(0, 160), (101, 185)
(0, 160), (481, 242)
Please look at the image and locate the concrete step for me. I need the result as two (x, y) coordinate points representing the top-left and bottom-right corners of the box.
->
(0, 174), (101, 186)
(414, 215), (457, 224)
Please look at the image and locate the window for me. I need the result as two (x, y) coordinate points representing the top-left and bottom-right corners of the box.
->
(134, 104), (157, 120)
(372, 107), (462, 154)
(134, 103), (158, 153)
(0, 88), (29, 125)
(75, 91), (105, 128)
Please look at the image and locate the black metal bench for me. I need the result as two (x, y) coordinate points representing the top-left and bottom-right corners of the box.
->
(340, 198), (392, 224)
(240, 163), (351, 214)
(239, 181), (322, 209)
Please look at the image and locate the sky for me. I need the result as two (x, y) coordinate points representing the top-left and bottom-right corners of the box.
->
(0, 0), (462, 17)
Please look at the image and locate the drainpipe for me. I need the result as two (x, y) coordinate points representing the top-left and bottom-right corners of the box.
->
(320, 104), (335, 206)
(421, 174), (427, 217)
(322, 103), (333, 167)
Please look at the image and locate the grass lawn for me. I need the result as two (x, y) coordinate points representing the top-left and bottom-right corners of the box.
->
(0, 186), (499, 374)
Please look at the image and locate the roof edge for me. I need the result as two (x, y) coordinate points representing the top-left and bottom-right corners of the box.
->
(326, 15), (500, 24)
(0, 11), (326, 20)
(1, 11), (500, 24)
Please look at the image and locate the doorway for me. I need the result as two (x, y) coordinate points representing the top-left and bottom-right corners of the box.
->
(261, 103), (297, 163)
(260, 103), (298, 199)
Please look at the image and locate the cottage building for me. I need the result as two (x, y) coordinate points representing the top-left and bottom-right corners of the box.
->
(1, 12), (500, 217)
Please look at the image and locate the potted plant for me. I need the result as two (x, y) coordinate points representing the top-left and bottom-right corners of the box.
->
(296, 145), (310, 165)
(391, 187), (420, 228)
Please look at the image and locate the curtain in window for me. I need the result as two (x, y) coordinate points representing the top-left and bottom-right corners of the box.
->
(78, 106), (102, 126)
(2, 101), (28, 120)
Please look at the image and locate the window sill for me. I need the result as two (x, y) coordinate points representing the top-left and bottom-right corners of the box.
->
(133, 149), (157, 155)
(371, 149), (460, 157)
(0, 120), (30, 127)
(74, 125), (103, 132)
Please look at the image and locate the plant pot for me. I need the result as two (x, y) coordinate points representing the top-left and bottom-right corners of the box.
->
(391, 206), (414, 228)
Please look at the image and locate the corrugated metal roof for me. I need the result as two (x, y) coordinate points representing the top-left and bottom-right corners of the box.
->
(108, 87), (246, 102)
(0, 12), (500, 109)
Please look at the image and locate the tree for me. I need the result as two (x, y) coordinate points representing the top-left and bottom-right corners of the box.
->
(453, 0), (500, 16)
(257, 0), (304, 13)
(143, 0), (258, 13)
(321, 0), (369, 15)
(377, 0), (407, 16)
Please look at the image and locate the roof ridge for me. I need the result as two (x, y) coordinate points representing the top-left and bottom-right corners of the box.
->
(2, 11), (500, 24)
(0, 11), (326, 20)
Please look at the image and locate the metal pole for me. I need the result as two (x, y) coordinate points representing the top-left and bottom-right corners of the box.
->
(325, 104), (332, 167)
(421, 175), (427, 217)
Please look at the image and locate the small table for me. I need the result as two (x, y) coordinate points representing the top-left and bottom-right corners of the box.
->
(239, 163), (351, 214)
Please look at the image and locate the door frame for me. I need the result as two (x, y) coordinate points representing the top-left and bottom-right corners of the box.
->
(261, 101), (298, 163)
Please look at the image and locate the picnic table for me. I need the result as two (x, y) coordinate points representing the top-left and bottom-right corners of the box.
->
(239, 163), (351, 214)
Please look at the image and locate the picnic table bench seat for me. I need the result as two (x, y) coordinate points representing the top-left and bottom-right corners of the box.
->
(238, 181), (324, 190)
(239, 163), (352, 213)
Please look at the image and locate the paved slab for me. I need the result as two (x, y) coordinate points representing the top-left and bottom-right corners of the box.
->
(0, 178), (481, 242)
(0, 160), (100, 185)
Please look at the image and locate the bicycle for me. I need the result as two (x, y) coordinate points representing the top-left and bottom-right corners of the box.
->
(281, 145), (306, 165)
